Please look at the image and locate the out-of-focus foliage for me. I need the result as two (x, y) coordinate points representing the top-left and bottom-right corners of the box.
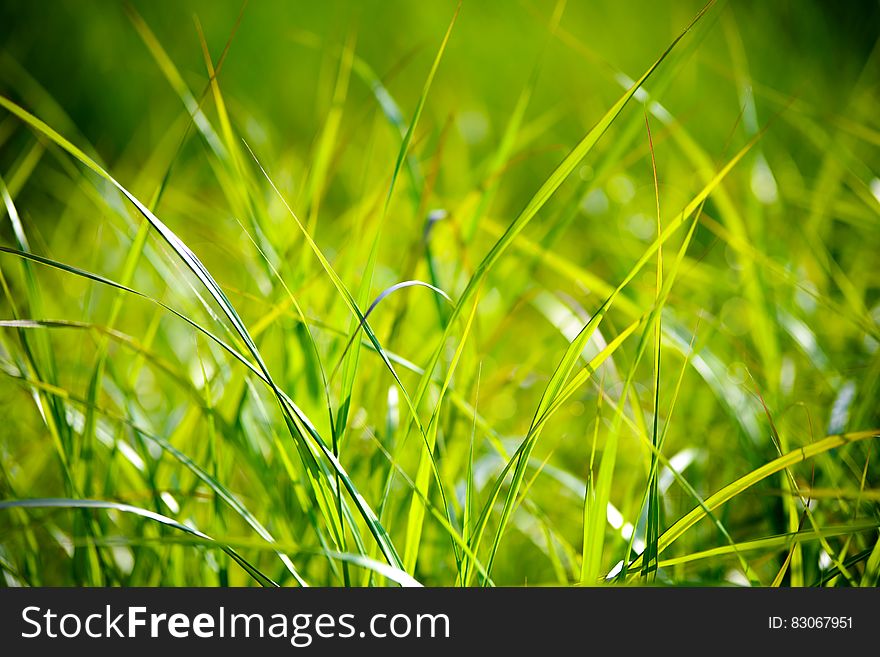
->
(0, 0), (877, 587)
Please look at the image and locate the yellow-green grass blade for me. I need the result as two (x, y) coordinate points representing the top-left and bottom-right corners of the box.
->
(286, 29), (430, 207)
(402, 283), (480, 574)
(656, 520), (880, 570)
(368, 431), (496, 587)
(409, 0), (718, 439)
(581, 386), (604, 584)
(624, 429), (880, 574)
(460, 364), (480, 585)
(194, 10), (248, 176)
(491, 132), (754, 582)
(293, 30), (357, 308)
(243, 142), (429, 445)
(860, 534), (880, 587)
(0, 97), (396, 568)
(642, 112), (663, 580)
(465, 319), (634, 585)
(193, 14), (282, 281)
(304, 31), (355, 223)
(0, 197), (399, 577)
(386, 2), (460, 209)
(125, 4), (226, 159)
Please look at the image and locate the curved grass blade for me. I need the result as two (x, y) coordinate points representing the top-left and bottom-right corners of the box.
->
(408, 0), (719, 464)
(487, 131), (755, 581)
(0, 498), (277, 587)
(625, 429), (880, 574)
(80, 535), (422, 588)
(0, 93), (409, 569)
(0, 96), (399, 565)
(656, 521), (879, 570)
(243, 141), (430, 442)
(1, 176), (103, 580)
(0, 362), (309, 584)
(330, 279), (452, 383)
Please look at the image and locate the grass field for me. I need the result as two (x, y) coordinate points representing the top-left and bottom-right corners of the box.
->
(0, 0), (878, 587)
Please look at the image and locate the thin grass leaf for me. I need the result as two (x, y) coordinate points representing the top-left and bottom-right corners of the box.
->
(624, 429), (880, 574)
(657, 521), (879, 570)
(0, 498), (277, 586)
(386, 2), (460, 209)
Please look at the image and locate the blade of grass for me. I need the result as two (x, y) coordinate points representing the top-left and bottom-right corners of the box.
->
(402, 282), (480, 574)
(642, 111), (662, 580)
(386, 2), (460, 209)
(656, 521), (879, 570)
(0, 498), (277, 586)
(625, 429), (880, 573)
(408, 0), (718, 467)
(490, 129), (755, 582)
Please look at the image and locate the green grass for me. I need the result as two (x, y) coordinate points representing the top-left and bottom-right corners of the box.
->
(0, 0), (878, 587)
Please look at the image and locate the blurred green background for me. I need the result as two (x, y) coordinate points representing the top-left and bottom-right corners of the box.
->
(0, 0), (878, 587)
